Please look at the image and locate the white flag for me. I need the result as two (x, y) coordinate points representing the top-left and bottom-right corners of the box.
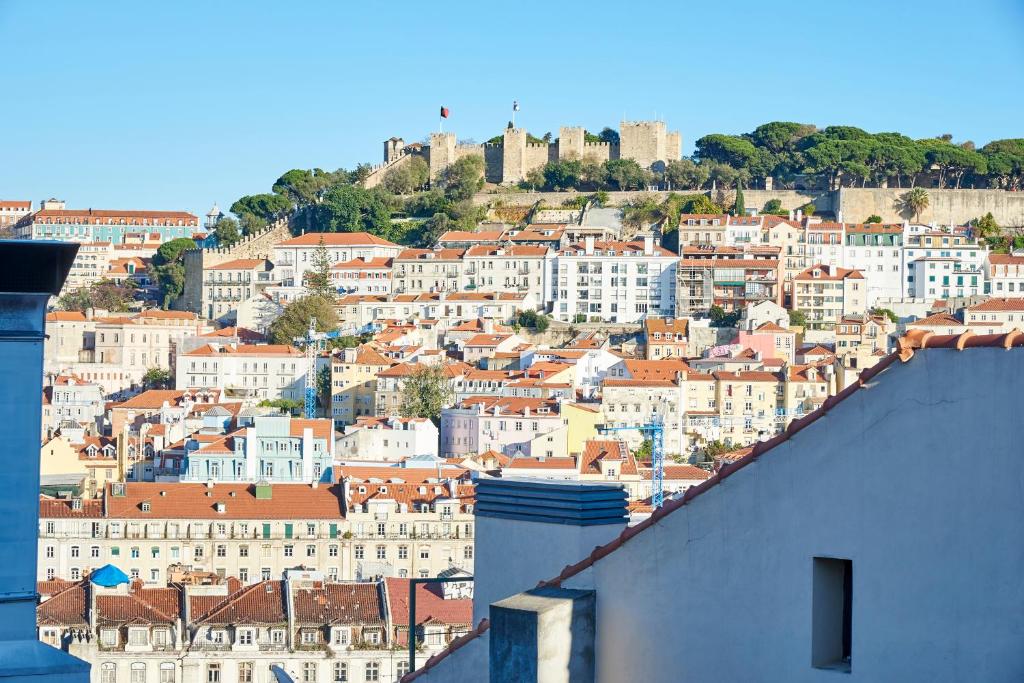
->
(513, 100), (520, 112)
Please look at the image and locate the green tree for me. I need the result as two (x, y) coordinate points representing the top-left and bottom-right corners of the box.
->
(622, 194), (668, 234)
(897, 188), (929, 223)
(230, 193), (292, 231)
(257, 398), (304, 416)
(870, 308), (898, 323)
(441, 155), (485, 201)
(981, 139), (1024, 190)
(516, 309), (550, 332)
(969, 212), (1002, 249)
(602, 159), (650, 190)
(305, 237), (335, 299)
(788, 309), (807, 327)
(598, 127), (620, 144)
(664, 158), (708, 190)
(734, 182), (746, 215)
(399, 364), (455, 423)
(142, 367), (172, 389)
(317, 364), (331, 413)
(381, 156), (430, 195)
(762, 198), (783, 214)
(309, 185), (395, 235)
(272, 169), (333, 205)
(680, 194), (723, 214)
(152, 238), (196, 308)
(636, 439), (652, 462)
(865, 214), (882, 223)
(58, 279), (135, 312)
(709, 305), (740, 327)
(213, 216), (241, 247)
(798, 202), (816, 217)
(268, 295), (339, 345)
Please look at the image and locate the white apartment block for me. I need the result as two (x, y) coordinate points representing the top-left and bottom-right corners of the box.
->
(792, 265), (867, 330)
(176, 343), (306, 402)
(201, 258), (273, 323)
(0, 199), (31, 229)
(335, 416), (440, 461)
(902, 231), (988, 299)
(842, 223), (904, 306)
(393, 248), (466, 294)
(331, 256), (393, 296)
(551, 237), (677, 324)
(268, 232), (402, 304)
(439, 397), (566, 458)
(38, 479), (475, 585)
(986, 253), (1024, 296)
(463, 244), (551, 310)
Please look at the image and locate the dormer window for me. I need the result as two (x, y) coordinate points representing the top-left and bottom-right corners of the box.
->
(140, 502), (151, 513)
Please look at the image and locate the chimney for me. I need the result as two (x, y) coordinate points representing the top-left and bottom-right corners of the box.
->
(584, 236), (595, 256)
(643, 235), (654, 256)
(796, 209), (803, 222)
(472, 479), (626, 625)
(0, 240), (89, 678)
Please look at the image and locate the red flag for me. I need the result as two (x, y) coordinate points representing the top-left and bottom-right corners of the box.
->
(440, 106), (450, 119)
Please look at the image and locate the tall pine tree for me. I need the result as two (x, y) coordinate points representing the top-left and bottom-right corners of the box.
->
(734, 182), (746, 216)
(305, 237), (335, 299)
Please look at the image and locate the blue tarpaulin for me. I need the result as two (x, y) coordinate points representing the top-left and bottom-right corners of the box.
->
(89, 564), (130, 587)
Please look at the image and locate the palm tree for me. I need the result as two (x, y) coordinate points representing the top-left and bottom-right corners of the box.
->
(898, 188), (930, 223)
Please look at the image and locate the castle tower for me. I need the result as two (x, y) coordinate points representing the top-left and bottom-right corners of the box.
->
(384, 137), (405, 163)
(428, 132), (457, 182)
(502, 127), (528, 185)
(559, 127), (585, 161)
(619, 120), (667, 170)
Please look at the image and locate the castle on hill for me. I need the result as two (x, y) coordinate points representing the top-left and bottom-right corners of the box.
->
(380, 120), (682, 186)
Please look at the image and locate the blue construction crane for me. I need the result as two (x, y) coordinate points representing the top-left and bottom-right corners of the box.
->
(293, 317), (342, 419)
(599, 412), (666, 508)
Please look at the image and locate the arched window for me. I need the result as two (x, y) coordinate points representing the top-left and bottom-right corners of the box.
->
(100, 663), (116, 683)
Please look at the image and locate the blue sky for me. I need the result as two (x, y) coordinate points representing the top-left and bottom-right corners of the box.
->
(1, 0), (1022, 216)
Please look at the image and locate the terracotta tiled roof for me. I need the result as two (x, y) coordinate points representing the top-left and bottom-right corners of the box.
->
(968, 298), (1024, 312)
(908, 312), (964, 327)
(37, 584), (87, 626)
(46, 311), (88, 322)
(39, 496), (103, 519)
(987, 254), (1024, 265)
(465, 245), (548, 257)
(277, 232), (399, 247)
(755, 322), (790, 333)
(331, 257), (393, 269)
(134, 309), (198, 320)
(184, 343), (302, 357)
(346, 483), (474, 512)
(458, 396), (559, 417)
(641, 465), (711, 481)
(396, 248), (466, 261)
(113, 390), (187, 409)
(98, 587), (180, 625)
(644, 317), (688, 336)
(97, 482), (346, 520)
(292, 582), (385, 626)
(559, 240), (676, 257)
(207, 258), (270, 271)
(622, 358), (689, 382)
(795, 264), (864, 280)
(197, 580), (288, 625)
(712, 370), (779, 382)
(505, 457), (576, 470)
(334, 465), (469, 483)
(464, 334), (512, 347)
(437, 230), (505, 243)
(579, 440), (637, 476)
(386, 577), (472, 631)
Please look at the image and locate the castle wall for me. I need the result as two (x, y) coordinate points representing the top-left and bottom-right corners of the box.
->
(523, 143), (552, 180)
(559, 127), (585, 161)
(177, 218), (290, 314)
(429, 132), (457, 180)
(620, 120), (666, 170)
(835, 188), (1024, 226)
(484, 144), (504, 184)
(666, 132), (682, 162)
(583, 142), (615, 163)
(502, 128), (528, 185)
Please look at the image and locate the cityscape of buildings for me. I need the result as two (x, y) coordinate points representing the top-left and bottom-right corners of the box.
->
(7, 114), (1024, 683)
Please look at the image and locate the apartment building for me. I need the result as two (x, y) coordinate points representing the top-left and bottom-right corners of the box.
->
(439, 397), (566, 458)
(201, 258), (273, 323)
(964, 297), (1024, 330)
(676, 214), (727, 246)
(986, 252), (1024, 296)
(462, 244), (551, 309)
(268, 232), (402, 304)
(334, 292), (526, 334)
(37, 572), (470, 683)
(643, 317), (688, 359)
(176, 344), (306, 402)
(902, 230), (988, 298)
(38, 478), (474, 585)
(803, 221), (844, 268)
(842, 223), (904, 306)
(331, 345), (393, 426)
(551, 237), (678, 324)
(375, 362), (471, 417)
(0, 199), (31, 230)
(181, 414), (335, 484)
(792, 264), (866, 330)
(601, 377), (685, 454)
(43, 375), (105, 436)
(331, 257), (393, 296)
(676, 258), (783, 315)
(335, 416), (439, 461)
(392, 248), (466, 294)
(13, 200), (200, 243)
(95, 310), (212, 371)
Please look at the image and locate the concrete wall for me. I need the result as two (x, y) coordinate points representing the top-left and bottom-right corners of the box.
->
(837, 187), (1024, 226)
(554, 348), (1024, 682)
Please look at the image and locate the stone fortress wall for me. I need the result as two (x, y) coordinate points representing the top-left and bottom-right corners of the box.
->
(384, 120), (682, 186)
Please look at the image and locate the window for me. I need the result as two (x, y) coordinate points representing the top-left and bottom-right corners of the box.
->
(333, 663), (348, 682)
(398, 545), (408, 559)
(100, 629), (118, 647)
(128, 628), (149, 646)
(306, 544), (316, 557)
(365, 662), (380, 681)
(302, 663), (317, 683)
(70, 545), (80, 558)
(237, 629), (253, 645)
(419, 547), (430, 560)
(328, 544), (338, 557)
(160, 663), (175, 683)
(284, 545), (293, 557)
(271, 629), (285, 644)
(354, 545), (364, 559)
(207, 664), (221, 683)
(238, 663), (253, 683)
(464, 545), (474, 560)
(131, 664), (146, 683)
(101, 663), (117, 683)
(239, 545), (249, 557)
(301, 630), (317, 645)
(376, 545), (386, 560)
(332, 627), (350, 645)
(812, 557), (853, 672)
